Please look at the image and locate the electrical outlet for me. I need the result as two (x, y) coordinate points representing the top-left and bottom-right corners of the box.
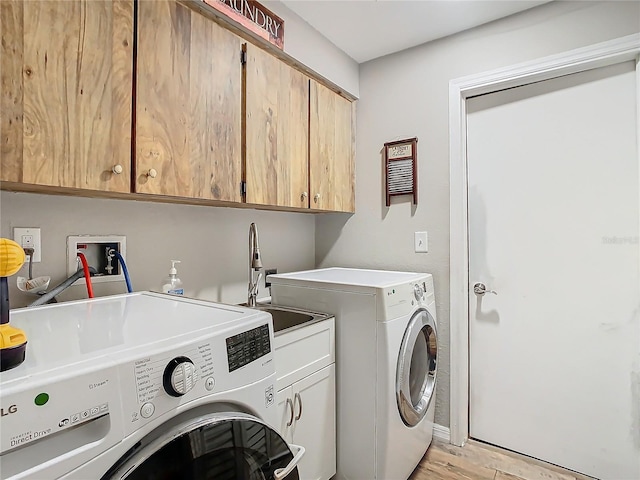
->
(264, 268), (278, 288)
(14, 227), (41, 263)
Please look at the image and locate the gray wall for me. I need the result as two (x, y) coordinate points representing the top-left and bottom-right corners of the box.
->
(315, 0), (640, 428)
(264, 0), (360, 97)
(1, 192), (315, 307)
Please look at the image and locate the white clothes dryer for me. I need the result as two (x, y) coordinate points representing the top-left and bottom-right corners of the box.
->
(269, 267), (437, 480)
(0, 292), (304, 480)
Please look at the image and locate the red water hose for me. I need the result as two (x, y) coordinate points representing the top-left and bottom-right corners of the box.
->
(76, 252), (94, 299)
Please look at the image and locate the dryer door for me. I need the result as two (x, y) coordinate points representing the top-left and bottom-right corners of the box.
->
(396, 308), (437, 427)
(103, 412), (303, 480)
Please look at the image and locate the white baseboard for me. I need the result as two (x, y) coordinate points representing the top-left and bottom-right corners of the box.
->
(433, 423), (451, 443)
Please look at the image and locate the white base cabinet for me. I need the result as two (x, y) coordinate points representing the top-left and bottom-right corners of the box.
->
(275, 317), (336, 480)
(277, 365), (336, 480)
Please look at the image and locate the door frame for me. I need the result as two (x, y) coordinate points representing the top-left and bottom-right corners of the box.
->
(448, 33), (640, 447)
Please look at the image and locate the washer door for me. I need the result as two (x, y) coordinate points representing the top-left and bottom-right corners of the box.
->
(103, 412), (300, 480)
(396, 308), (437, 427)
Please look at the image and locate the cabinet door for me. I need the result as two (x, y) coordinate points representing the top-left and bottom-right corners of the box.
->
(245, 44), (309, 208)
(277, 386), (294, 443)
(309, 80), (355, 212)
(275, 316), (335, 392)
(136, 0), (242, 202)
(1, 0), (133, 192)
(292, 364), (336, 480)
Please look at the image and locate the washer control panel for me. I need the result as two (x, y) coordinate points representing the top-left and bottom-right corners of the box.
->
(122, 321), (273, 436)
(226, 324), (271, 372)
(131, 343), (214, 422)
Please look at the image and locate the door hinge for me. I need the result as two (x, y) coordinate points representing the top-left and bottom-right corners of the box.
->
(240, 50), (247, 65)
(241, 180), (247, 196)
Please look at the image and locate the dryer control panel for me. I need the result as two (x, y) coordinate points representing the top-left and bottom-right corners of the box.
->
(379, 275), (435, 321)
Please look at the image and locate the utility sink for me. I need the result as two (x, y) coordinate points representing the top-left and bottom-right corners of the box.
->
(250, 304), (331, 334)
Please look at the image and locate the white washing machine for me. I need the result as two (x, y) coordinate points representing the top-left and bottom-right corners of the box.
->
(0, 292), (304, 479)
(269, 267), (437, 480)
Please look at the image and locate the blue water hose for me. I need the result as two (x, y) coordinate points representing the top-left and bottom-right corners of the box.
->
(111, 250), (133, 293)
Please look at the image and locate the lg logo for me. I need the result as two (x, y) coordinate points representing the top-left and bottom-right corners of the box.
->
(0, 405), (18, 417)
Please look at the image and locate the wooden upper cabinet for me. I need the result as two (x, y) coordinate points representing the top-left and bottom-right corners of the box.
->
(0, 0), (356, 213)
(245, 44), (309, 208)
(0, 0), (133, 192)
(135, 0), (243, 202)
(309, 80), (355, 213)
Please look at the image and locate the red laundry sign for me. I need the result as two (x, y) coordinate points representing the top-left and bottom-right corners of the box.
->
(203, 0), (284, 49)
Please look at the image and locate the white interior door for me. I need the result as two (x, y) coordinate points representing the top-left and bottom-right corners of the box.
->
(467, 60), (640, 480)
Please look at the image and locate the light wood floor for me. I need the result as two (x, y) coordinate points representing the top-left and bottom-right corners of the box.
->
(409, 439), (596, 480)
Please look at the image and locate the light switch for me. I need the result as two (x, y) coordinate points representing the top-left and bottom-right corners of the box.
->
(414, 231), (428, 253)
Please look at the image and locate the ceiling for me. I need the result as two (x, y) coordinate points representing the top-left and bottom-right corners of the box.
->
(280, 0), (552, 63)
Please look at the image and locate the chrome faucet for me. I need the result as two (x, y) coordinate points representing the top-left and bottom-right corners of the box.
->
(248, 223), (263, 307)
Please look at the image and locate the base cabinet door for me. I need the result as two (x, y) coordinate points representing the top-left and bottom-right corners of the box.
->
(292, 364), (336, 480)
(278, 364), (336, 480)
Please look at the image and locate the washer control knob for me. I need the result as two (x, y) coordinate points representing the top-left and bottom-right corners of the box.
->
(163, 356), (196, 397)
(414, 283), (425, 301)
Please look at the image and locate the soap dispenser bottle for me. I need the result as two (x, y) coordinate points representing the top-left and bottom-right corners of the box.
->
(162, 260), (184, 295)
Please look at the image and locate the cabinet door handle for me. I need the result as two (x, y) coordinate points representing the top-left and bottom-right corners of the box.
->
(301, 191), (308, 202)
(313, 193), (320, 204)
(147, 168), (157, 178)
(286, 398), (294, 427)
(112, 164), (123, 175)
(294, 392), (302, 420)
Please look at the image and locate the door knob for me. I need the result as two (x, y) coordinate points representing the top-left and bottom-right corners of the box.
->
(473, 283), (497, 295)
(313, 193), (320, 204)
(301, 191), (308, 202)
(112, 164), (123, 174)
(147, 168), (157, 178)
